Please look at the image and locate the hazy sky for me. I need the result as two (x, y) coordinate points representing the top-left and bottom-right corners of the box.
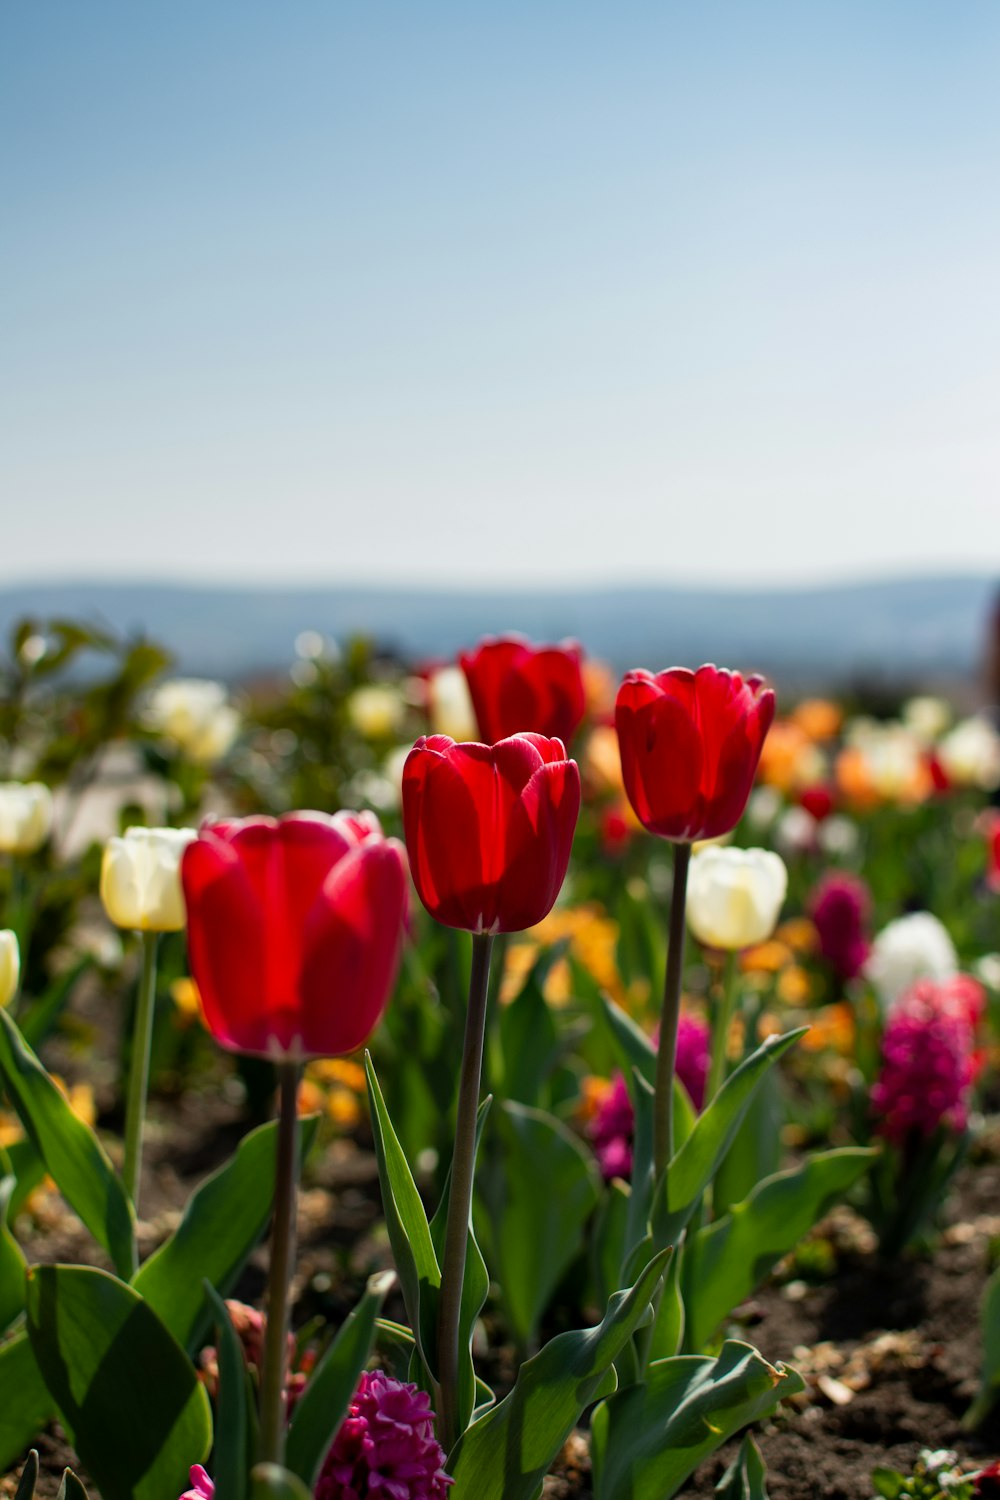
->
(3, 2), (999, 588)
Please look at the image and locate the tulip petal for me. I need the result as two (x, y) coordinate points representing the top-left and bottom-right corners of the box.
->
(299, 839), (409, 1055)
(403, 742), (497, 931)
(495, 758), (581, 931)
(182, 836), (270, 1053)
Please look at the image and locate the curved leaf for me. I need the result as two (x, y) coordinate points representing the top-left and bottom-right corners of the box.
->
(591, 1340), (803, 1500)
(0, 1166), (27, 1334)
(0, 1332), (53, 1473)
(203, 1283), (250, 1500)
(0, 1010), (136, 1278)
(286, 1270), (395, 1489)
(448, 1248), (671, 1500)
(716, 1433), (770, 1498)
(134, 1114), (319, 1353)
(26, 1264), (211, 1500)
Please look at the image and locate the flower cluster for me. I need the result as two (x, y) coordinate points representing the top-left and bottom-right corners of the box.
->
(871, 979), (982, 1146)
(809, 871), (871, 982)
(316, 1370), (453, 1500)
(589, 1015), (710, 1180)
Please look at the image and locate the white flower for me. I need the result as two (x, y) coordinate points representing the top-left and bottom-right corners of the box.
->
(347, 684), (405, 740)
(0, 781), (54, 855)
(100, 826), (197, 932)
(686, 846), (788, 951)
(427, 666), (478, 742)
(860, 726), (924, 799)
(0, 930), (19, 1008)
(146, 680), (240, 763)
(745, 786), (782, 830)
(775, 805), (818, 855)
(865, 911), (958, 1009)
(818, 814), (859, 857)
(937, 716), (1000, 790)
(902, 696), (952, 743)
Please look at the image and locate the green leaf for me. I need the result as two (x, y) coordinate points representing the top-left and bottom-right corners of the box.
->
(715, 1433), (769, 1498)
(26, 1264), (212, 1500)
(590, 1340), (804, 1500)
(203, 1283), (250, 1500)
(21, 957), (92, 1051)
(647, 1237), (685, 1362)
(56, 1470), (90, 1500)
(286, 1269), (395, 1489)
(600, 995), (696, 1149)
(0, 1010), (136, 1279)
(655, 1029), (806, 1247)
(711, 1067), (783, 1219)
(364, 1054), (440, 1369)
(871, 1469), (906, 1499)
(250, 1464), (313, 1500)
(684, 1148), (876, 1352)
(447, 1247), (671, 1500)
(498, 953), (563, 1106)
(0, 1333), (53, 1472)
(0, 1167), (28, 1334)
(964, 1261), (1000, 1429)
(428, 1099), (492, 1429)
(591, 1179), (630, 1309)
(478, 1101), (600, 1351)
(14, 1448), (39, 1500)
(134, 1115), (319, 1353)
(5, 1137), (46, 1221)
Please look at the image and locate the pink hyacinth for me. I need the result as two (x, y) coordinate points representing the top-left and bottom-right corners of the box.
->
(588, 1014), (710, 1181)
(871, 984), (977, 1146)
(316, 1369), (453, 1500)
(809, 871), (871, 982)
(180, 1467), (214, 1500)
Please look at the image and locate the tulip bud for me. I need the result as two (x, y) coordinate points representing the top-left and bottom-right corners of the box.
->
(146, 679), (240, 763)
(101, 827), (197, 932)
(0, 781), (54, 855)
(686, 847), (788, 952)
(0, 930), (20, 1008)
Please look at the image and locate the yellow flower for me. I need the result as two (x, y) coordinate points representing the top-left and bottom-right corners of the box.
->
(101, 827), (197, 932)
(170, 977), (205, 1028)
(776, 965), (813, 1005)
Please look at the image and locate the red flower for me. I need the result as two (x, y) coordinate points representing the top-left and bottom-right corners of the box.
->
(987, 811), (1000, 893)
(615, 665), (775, 842)
(181, 812), (408, 1059)
(402, 734), (580, 933)
(798, 784), (835, 822)
(459, 634), (586, 745)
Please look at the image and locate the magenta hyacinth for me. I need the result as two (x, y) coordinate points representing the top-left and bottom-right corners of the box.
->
(809, 871), (871, 982)
(316, 1369), (453, 1500)
(871, 984), (977, 1146)
(589, 1014), (710, 1181)
(180, 1468), (214, 1500)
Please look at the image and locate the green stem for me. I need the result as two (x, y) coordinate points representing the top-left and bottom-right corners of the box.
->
(259, 1062), (302, 1466)
(438, 931), (494, 1452)
(122, 930), (159, 1209)
(706, 951), (739, 1102)
(653, 842), (691, 1180)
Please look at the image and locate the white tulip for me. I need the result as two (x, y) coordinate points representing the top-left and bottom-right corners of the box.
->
(146, 679), (240, 763)
(865, 911), (958, 1009)
(0, 930), (20, 1008)
(902, 696), (952, 743)
(686, 846), (788, 952)
(937, 717), (1000, 790)
(818, 814), (859, 858)
(0, 781), (53, 855)
(100, 826), (197, 932)
(427, 666), (478, 742)
(347, 684), (405, 740)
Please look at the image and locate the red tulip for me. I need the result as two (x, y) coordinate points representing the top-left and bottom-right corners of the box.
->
(402, 733), (581, 933)
(459, 634), (586, 745)
(615, 665), (775, 842)
(181, 811), (408, 1059)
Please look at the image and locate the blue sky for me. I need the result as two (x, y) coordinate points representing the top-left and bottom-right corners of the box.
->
(2, 2), (999, 586)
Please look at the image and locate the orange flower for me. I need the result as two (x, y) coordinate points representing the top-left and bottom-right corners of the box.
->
(790, 699), (843, 742)
(799, 1002), (856, 1054)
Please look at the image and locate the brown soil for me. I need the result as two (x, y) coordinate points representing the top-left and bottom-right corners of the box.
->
(5, 1067), (1000, 1499)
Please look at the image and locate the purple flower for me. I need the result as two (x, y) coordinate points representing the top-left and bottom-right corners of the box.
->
(871, 985), (976, 1146)
(588, 1014), (710, 1182)
(180, 1467), (214, 1500)
(809, 871), (871, 982)
(317, 1369), (453, 1500)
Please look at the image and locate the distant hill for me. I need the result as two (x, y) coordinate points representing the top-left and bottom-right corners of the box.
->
(0, 575), (995, 689)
